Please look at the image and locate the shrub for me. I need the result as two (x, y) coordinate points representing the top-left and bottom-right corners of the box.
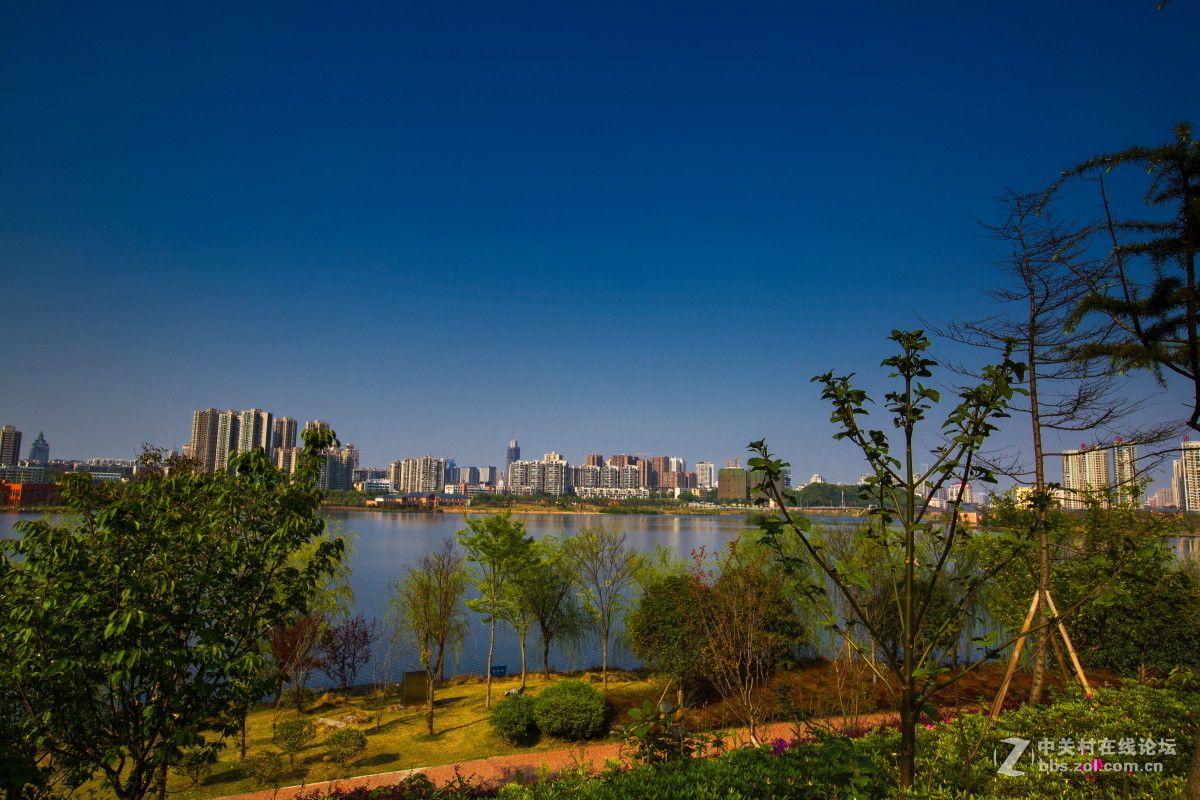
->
(324, 727), (368, 765)
(490, 694), (539, 746)
(532, 680), (607, 741)
(246, 750), (285, 791)
(274, 717), (317, 765)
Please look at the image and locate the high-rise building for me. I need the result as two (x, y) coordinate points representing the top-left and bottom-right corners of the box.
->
(27, 432), (50, 463)
(238, 409), (274, 457)
(1113, 439), (1140, 503)
(584, 454), (605, 467)
(396, 455), (447, 494)
(215, 411), (240, 473)
(273, 417), (298, 452)
(277, 446), (301, 474)
(1154, 486), (1178, 508)
(506, 440), (521, 474)
(696, 462), (715, 490)
(1061, 446), (1112, 509)
(947, 482), (975, 504)
(1177, 441), (1200, 512)
(0, 426), (22, 466)
(320, 445), (357, 491)
(717, 467), (749, 502)
(190, 409), (221, 472)
(609, 454), (638, 468)
(507, 456), (569, 495)
(478, 466), (499, 486)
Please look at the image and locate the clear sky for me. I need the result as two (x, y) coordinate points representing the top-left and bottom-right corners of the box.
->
(2, 1), (1196, 488)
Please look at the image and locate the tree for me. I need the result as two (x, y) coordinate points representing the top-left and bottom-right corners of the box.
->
(513, 536), (584, 679)
(627, 574), (704, 701)
(457, 513), (536, 708)
(393, 538), (468, 734)
(1054, 122), (1200, 433)
(689, 545), (800, 745)
(1055, 121), (1200, 800)
(931, 188), (1178, 703)
(269, 613), (327, 712)
(565, 527), (642, 693)
(273, 717), (316, 767)
(0, 429), (345, 800)
(751, 330), (1028, 789)
(317, 615), (377, 692)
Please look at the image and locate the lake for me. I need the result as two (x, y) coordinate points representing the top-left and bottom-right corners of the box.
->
(3, 509), (756, 685)
(7, 508), (1197, 688)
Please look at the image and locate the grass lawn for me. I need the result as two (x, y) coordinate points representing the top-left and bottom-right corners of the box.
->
(166, 671), (656, 800)
(74, 661), (1097, 799)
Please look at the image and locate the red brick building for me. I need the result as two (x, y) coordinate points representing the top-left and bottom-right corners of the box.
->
(2, 483), (62, 508)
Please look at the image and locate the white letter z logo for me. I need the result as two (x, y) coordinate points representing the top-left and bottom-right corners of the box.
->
(997, 737), (1030, 777)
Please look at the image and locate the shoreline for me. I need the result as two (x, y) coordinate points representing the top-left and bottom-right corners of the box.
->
(319, 503), (754, 517)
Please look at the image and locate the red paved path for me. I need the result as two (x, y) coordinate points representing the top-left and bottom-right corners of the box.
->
(213, 714), (897, 800)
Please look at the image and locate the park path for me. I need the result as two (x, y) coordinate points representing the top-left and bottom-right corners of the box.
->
(212, 713), (897, 800)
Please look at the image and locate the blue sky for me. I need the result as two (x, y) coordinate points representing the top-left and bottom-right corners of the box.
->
(2, 1), (1196, 489)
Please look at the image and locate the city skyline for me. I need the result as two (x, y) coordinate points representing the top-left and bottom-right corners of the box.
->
(3, 2), (1197, 488)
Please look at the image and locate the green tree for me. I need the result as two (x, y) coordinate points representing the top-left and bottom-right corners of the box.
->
(973, 494), (1195, 675)
(930, 187), (1178, 704)
(273, 717), (316, 767)
(689, 546), (801, 745)
(627, 574), (704, 701)
(456, 513), (536, 708)
(322, 727), (367, 766)
(513, 536), (585, 679)
(393, 538), (468, 734)
(0, 430), (345, 800)
(751, 330), (1027, 789)
(1055, 122), (1200, 432)
(565, 527), (643, 693)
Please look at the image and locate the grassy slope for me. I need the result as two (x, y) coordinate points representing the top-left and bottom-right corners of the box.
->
(169, 672), (653, 800)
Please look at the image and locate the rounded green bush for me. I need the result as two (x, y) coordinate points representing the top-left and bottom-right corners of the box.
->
(324, 727), (368, 765)
(274, 717), (316, 764)
(532, 680), (608, 741)
(489, 694), (539, 746)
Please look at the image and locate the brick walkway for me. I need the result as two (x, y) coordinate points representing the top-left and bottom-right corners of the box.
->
(213, 714), (897, 800)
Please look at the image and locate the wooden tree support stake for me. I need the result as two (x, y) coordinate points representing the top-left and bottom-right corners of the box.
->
(988, 590), (1089, 718)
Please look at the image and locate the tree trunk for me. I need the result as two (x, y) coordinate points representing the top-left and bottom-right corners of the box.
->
(542, 638), (551, 679)
(1027, 327), (1049, 707)
(485, 617), (495, 709)
(1182, 728), (1200, 800)
(899, 687), (917, 789)
(425, 667), (435, 736)
(601, 630), (609, 693)
(518, 629), (528, 691)
(239, 715), (248, 761)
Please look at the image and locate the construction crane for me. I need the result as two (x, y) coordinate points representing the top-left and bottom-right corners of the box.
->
(723, 458), (741, 469)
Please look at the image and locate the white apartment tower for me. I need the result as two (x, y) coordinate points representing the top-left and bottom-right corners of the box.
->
(1113, 440), (1140, 503)
(696, 462), (715, 490)
(189, 409), (221, 472)
(1061, 446), (1113, 510)
(1177, 441), (1200, 512)
(237, 409), (274, 458)
(214, 410), (240, 473)
(396, 455), (446, 494)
